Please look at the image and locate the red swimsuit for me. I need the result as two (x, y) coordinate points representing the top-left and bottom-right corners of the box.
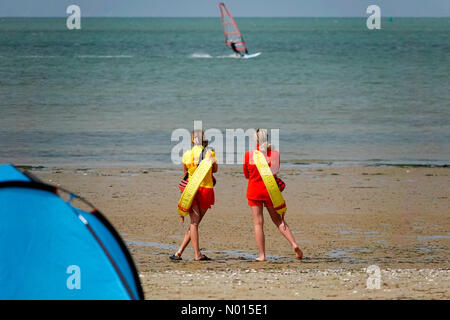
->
(243, 147), (280, 207)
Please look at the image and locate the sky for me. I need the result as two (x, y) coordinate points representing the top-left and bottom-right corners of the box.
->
(0, 0), (449, 17)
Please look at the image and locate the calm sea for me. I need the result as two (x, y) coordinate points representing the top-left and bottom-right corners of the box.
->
(0, 18), (449, 167)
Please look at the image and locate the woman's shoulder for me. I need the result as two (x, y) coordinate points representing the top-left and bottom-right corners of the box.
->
(182, 149), (192, 164)
(269, 149), (280, 157)
(243, 150), (252, 161)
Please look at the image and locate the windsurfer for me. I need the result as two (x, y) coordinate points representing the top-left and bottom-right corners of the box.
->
(230, 41), (243, 57)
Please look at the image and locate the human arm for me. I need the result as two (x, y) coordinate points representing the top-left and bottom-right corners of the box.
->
(210, 150), (218, 173)
(243, 152), (249, 179)
(271, 151), (280, 175)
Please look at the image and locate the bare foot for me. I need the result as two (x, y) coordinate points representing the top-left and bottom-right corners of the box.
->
(294, 246), (303, 260)
(256, 256), (266, 261)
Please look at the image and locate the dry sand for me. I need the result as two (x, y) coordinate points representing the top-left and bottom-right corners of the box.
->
(31, 165), (450, 299)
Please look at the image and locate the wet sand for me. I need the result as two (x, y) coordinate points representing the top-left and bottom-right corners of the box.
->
(31, 165), (450, 299)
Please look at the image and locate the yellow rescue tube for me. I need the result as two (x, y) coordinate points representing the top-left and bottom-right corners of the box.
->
(253, 150), (287, 215)
(177, 151), (213, 216)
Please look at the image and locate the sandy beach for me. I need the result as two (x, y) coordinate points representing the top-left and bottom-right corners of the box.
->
(30, 165), (450, 299)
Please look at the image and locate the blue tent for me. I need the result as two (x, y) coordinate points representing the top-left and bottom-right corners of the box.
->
(0, 164), (144, 300)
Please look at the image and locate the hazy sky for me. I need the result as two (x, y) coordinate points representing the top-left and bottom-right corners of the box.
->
(1, 0), (449, 17)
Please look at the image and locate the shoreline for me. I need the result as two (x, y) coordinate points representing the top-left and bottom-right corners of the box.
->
(10, 160), (450, 171)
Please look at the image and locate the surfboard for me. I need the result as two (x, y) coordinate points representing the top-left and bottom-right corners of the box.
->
(242, 52), (262, 59)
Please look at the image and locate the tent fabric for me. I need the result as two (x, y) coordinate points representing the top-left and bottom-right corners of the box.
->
(0, 164), (31, 183)
(0, 164), (144, 300)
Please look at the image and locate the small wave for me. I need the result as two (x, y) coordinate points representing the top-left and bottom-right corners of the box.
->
(189, 53), (213, 59)
(19, 55), (60, 59)
(216, 54), (241, 59)
(76, 55), (133, 59)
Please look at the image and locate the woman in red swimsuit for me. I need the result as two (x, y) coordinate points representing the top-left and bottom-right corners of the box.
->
(243, 129), (303, 261)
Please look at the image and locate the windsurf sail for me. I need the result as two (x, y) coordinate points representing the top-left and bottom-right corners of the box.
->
(219, 2), (248, 55)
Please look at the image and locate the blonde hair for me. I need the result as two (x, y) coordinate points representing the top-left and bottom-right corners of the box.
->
(191, 129), (208, 147)
(254, 128), (269, 152)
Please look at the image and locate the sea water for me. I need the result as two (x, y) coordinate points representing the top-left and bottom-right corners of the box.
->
(0, 18), (449, 167)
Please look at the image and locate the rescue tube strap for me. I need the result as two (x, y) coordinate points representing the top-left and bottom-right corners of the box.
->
(177, 150), (213, 216)
(253, 150), (287, 216)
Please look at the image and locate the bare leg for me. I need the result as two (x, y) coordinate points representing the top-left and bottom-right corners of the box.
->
(251, 205), (266, 261)
(266, 206), (303, 260)
(175, 207), (207, 258)
(186, 205), (202, 260)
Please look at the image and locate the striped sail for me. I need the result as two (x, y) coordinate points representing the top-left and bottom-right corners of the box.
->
(219, 3), (248, 55)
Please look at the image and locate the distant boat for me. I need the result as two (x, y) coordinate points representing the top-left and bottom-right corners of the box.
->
(218, 2), (261, 59)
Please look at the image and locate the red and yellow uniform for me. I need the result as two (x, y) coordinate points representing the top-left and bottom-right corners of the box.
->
(243, 146), (280, 207)
(182, 145), (216, 210)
